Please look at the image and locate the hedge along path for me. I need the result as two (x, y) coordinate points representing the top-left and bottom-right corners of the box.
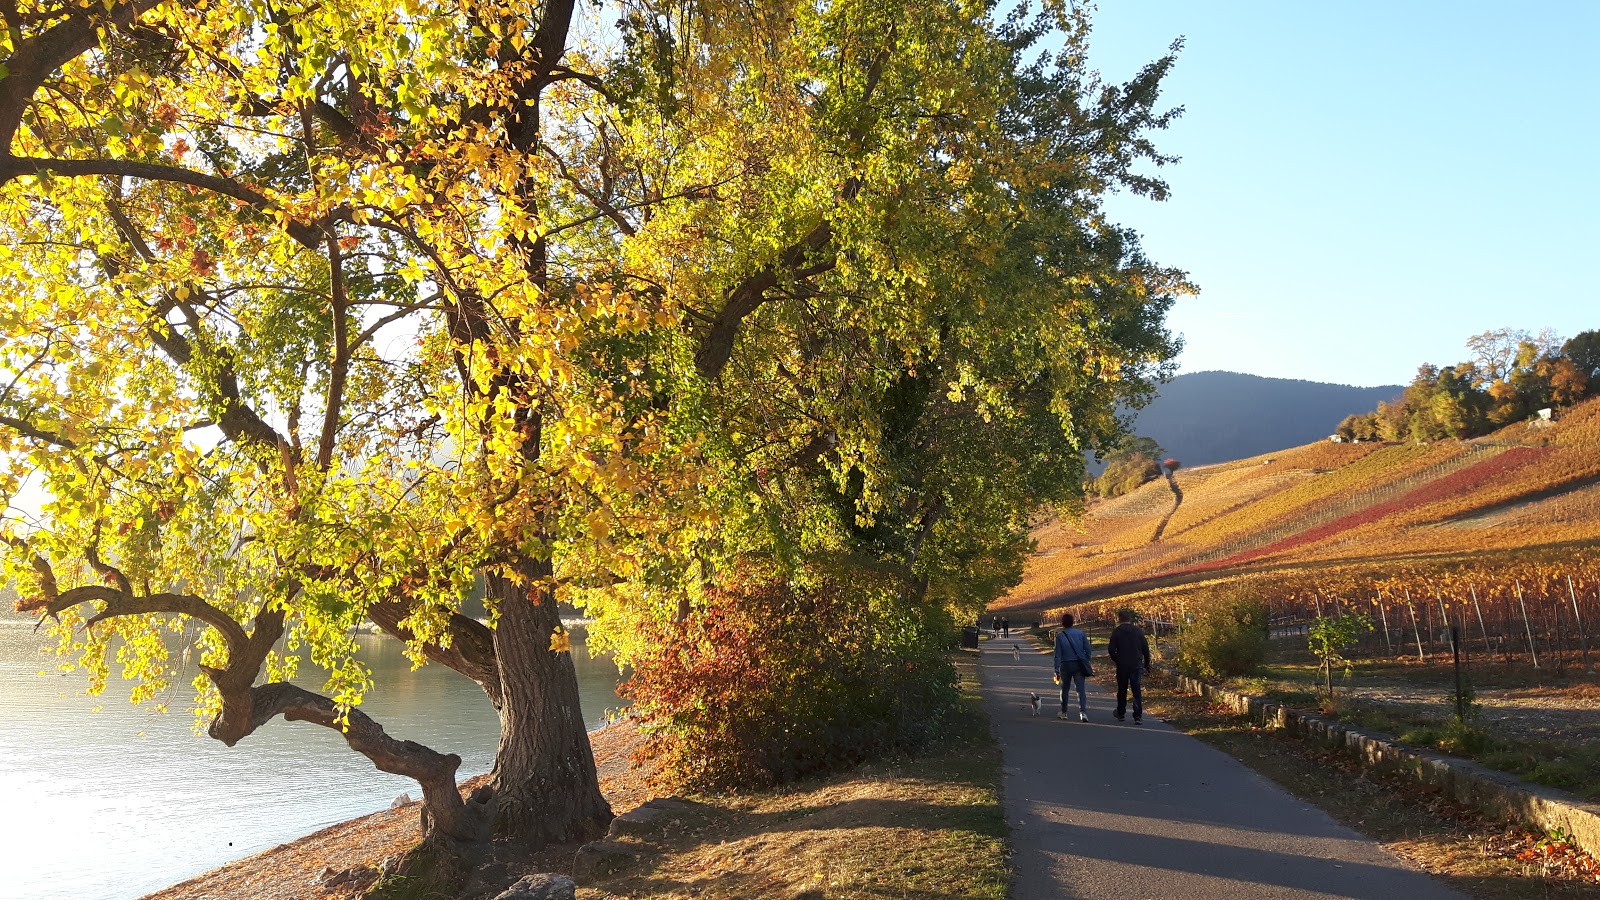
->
(977, 634), (1465, 899)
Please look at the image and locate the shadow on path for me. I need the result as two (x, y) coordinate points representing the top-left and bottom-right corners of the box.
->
(978, 637), (1466, 899)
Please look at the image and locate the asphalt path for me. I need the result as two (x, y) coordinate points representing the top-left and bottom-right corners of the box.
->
(980, 637), (1467, 899)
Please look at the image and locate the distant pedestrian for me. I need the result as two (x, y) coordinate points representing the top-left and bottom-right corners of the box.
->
(1108, 609), (1152, 724)
(1001, 616), (1010, 637)
(1053, 613), (1092, 721)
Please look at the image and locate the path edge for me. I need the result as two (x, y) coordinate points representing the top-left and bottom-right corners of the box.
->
(1174, 674), (1600, 860)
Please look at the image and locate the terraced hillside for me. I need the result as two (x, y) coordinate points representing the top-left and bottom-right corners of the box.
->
(1003, 395), (1600, 614)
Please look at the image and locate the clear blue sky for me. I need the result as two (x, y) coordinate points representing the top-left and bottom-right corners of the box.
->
(1079, 2), (1599, 388)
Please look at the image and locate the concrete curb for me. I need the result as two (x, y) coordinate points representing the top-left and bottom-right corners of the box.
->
(1175, 674), (1600, 859)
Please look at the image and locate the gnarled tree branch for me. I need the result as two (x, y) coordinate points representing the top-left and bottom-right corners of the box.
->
(17, 583), (253, 658)
(694, 219), (836, 380)
(0, 0), (162, 150)
(367, 597), (503, 707)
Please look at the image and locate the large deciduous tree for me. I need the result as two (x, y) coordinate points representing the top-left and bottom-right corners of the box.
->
(0, 0), (640, 871)
(586, 6), (1187, 780)
(1563, 331), (1600, 381)
(0, 0), (1186, 884)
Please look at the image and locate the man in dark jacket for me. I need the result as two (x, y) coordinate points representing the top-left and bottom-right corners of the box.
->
(1107, 609), (1152, 723)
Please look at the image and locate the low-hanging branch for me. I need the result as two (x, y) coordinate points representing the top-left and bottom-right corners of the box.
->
(12, 552), (478, 842)
(15, 575), (253, 668)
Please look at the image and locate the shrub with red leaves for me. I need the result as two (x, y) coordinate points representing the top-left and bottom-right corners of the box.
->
(622, 572), (958, 790)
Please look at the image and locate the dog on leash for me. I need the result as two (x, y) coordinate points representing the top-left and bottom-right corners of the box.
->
(1012, 644), (1020, 661)
(1029, 691), (1041, 715)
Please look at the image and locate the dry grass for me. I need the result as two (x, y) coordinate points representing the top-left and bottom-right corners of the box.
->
(579, 655), (1008, 900)
(139, 659), (1007, 900)
(581, 769), (1004, 900)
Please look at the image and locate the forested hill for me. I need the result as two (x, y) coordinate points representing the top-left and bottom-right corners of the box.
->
(1127, 371), (1402, 466)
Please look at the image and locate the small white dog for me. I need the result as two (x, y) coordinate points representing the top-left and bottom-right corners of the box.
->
(1012, 644), (1020, 661)
(1029, 691), (1041, 715)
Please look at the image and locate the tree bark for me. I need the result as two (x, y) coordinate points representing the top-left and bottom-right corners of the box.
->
(485, 557), (613, 842)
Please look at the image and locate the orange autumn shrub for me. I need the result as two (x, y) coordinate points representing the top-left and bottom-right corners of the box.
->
(623, 573), (958, 790)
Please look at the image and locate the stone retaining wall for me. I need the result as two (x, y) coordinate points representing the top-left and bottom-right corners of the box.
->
(1176, 674), (1600, 859)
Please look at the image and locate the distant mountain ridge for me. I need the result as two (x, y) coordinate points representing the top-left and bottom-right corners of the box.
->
(1126, 371), (1402, 467)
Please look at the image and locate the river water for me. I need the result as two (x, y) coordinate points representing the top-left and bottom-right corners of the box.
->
(0, 611), (625, 900)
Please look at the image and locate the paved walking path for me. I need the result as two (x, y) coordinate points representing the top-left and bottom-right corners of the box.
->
(979, 637), (1467, 900)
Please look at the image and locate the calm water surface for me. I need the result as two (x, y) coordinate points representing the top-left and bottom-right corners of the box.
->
(0, 612), (624, 900)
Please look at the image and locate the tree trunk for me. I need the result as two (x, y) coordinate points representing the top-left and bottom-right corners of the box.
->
(486, 558), (613, 843)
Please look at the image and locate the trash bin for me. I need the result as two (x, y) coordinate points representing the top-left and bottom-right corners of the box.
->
(960, 626), (980, 649)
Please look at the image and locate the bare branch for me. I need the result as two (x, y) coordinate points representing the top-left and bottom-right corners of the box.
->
(367, 598), (503, 706)
(352, 293), (445, 348)
(220, 681), (480, 842)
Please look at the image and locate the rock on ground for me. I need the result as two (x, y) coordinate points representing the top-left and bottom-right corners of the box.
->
(492, 873), (576, 900)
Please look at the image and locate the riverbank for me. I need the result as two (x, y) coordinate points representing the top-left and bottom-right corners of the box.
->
(139, 655), (1008, 900)
(0, 616), (625, 900)
(141, 722), (652, 900)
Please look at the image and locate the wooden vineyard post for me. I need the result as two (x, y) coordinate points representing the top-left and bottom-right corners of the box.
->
(1404, 590), (1426, 662)
(1550, 590), (1568, 673)
(1515, 580), (1540, 669)
(1570, 575), (1591, 669)
(1469, 585), (1491, 654)
(1378, 597), (1395, 657)
(1451, 626), (1468, 726)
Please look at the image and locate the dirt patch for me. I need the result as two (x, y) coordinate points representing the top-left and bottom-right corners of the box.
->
(1339, 680), (1600, 746)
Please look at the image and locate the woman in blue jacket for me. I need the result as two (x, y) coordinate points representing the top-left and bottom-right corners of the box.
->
(1053, 613), (1093, 721)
